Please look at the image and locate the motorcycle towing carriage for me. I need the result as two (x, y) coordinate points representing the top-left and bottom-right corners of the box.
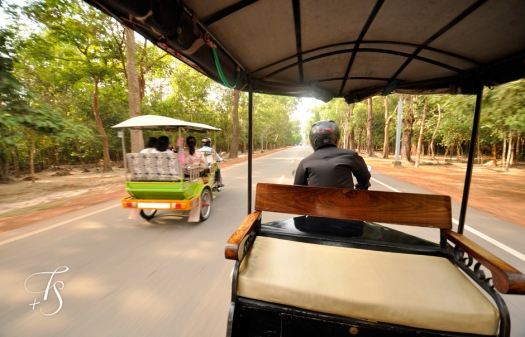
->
(112, 114), (221, 222)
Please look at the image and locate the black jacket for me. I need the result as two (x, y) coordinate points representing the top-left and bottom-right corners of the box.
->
(293, 146), (371, 189)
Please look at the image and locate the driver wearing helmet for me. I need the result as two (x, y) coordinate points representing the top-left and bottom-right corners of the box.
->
(293, 120), (371, 189)
(199, 137), (224, 187)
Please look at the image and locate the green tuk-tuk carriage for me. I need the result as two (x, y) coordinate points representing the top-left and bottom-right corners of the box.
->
(112, 115), (221, 222)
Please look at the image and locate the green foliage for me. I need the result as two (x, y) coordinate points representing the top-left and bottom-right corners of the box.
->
(2, 0), (525, 177)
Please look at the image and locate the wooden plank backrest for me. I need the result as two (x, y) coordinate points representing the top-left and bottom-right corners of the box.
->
(255, 183), (452, 229)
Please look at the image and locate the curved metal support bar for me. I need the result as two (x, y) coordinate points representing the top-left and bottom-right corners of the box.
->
(448, 242), (511, 337)
(315, 76), (391, 83)
(260, 48), (470, 81)
(253, 40), (481, 75)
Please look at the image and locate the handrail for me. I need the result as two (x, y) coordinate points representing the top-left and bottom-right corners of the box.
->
(225, 211), (261, 260)
(443, 229), (525, 294)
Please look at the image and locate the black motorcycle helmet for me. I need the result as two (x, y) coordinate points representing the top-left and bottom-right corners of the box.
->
(202, 137), (212, 147)
(309, 120), (340, 151)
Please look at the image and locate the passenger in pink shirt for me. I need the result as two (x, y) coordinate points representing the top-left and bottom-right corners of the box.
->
(184, 136), (209, 177)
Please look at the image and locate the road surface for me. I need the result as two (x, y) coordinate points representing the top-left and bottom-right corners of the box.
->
(1, 146), (524, 336)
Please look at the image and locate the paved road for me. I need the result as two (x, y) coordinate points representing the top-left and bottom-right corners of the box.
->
(1, 146), (524, 336)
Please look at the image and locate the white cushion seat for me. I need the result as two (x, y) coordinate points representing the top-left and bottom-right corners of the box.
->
(126, 153), (182, 181)
(237, 236), (499, 336)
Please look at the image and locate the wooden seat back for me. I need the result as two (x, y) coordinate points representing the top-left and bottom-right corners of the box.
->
(255, 183), (452, 229)
(227, 183), (525, 295)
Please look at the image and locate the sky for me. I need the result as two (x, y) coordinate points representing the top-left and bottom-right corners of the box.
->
(293, 97), (322, 132)
(0, 0), (29, 29)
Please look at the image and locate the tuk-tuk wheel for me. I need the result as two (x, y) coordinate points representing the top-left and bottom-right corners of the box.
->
(140, 209), (157, 221)
(200, 188), (212, 221)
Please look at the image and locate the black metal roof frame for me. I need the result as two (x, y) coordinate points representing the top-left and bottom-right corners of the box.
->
(83, 0), (525, 225)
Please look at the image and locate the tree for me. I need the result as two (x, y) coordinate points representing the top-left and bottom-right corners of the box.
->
(366, 97), (374, 157)
(347, 103), (355, 150)
(428, 100), (442, 161)
(415, 97), (428, 168)
(123, 27), (143, 153)
(400, 96), (414, 163)
(115, 26), (172, 152)
(0, 28), (30, 182)
(382, 96), (393, 158)
(230, 89), (240, 158)
(482, 80), (525, 169)
(22, 0), (124, 171)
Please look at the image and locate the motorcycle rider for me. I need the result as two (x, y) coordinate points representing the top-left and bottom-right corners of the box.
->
(199, 137), (224, 187)
(293, 120), (371, 189)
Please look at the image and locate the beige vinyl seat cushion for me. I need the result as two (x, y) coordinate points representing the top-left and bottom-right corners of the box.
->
(238, 236), (499, 336)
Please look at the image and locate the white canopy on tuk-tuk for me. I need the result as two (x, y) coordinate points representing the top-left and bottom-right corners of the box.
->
(111, 115), (221, 131)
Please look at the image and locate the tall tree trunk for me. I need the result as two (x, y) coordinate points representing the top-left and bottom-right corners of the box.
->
(502, 131), (507, 167)
(124, 27), (144, 153)
(382, 96), (392, 158)
(517, 134), (522, 162)
(29, 131), (36, 183)
(401, 96), (414, 163)
(0, 150), (8, 182)
(54, 146), (59, 169)
(357, 127), (363, 153)
(415, 97), (428, 168)
(92, 78), (113, 172)
(3, 154), (8, 181)
(230, 89), (240, 159)
(477, 133), (482, 165)
(73, 139), (90, 172)
(366, 98), (374, 157)
(12, 148), (20, 178)
(492, 143), (498, 166)
(430, 103), (442, 161)
(505, 133), (514, 171)
(348, 103), (355, 150)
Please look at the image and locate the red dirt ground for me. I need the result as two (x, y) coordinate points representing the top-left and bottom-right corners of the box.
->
(1, 149), (523, 233)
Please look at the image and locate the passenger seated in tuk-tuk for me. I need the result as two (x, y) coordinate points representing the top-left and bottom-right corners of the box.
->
(199, 137), (224, 187)
(294, 120), (371, 189)
(184, 136), (209, 177)
(140, 137), (157, 153)
(151, 136), (173, 153)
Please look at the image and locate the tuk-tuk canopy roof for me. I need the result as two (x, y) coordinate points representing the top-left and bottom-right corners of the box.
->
(86, 0), (525, 102)
(112, 115), (221, 131)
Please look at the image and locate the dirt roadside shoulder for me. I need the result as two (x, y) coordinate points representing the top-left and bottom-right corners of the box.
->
(0, 148), (289, 233)
(366, 157), (525, 229)
(1, 149), (524, 233)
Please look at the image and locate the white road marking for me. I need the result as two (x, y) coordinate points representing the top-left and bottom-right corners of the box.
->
(0, 204), (120, 247)
(371, 177), (400, 192)
(374, 177), (525, 262)
(277, 175), (285, 184)
(452, 219), (525, 262)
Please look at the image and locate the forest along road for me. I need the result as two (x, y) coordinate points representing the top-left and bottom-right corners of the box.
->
(0, 146), (524, 337)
